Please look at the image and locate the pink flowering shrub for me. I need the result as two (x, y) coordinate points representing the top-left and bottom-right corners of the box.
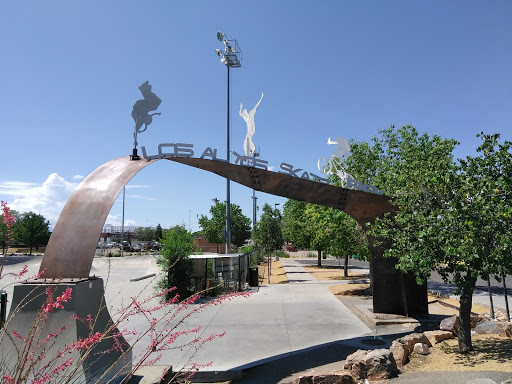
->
(0, 263), (252, 383)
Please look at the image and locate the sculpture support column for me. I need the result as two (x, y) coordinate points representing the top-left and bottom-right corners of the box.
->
(0, 279), (131, 383)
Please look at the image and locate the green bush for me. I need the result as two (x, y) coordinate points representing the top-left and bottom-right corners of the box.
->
(156, 226), (195, 301)
(276, 250), (290, 258)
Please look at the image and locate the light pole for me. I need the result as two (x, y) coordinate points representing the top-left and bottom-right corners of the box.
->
(274, 203), (280, 261)
(252, 148), (260, 238)
(216, 31), (242, 254)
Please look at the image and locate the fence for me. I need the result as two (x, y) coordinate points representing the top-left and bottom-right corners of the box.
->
(189, 248), (261, 294)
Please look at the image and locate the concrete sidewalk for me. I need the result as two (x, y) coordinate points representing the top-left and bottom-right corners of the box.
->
(127, 258), (372, 378)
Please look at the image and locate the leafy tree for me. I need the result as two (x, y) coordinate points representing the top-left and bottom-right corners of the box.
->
(282, 199), (311, 249)
(156, 225), (196, 301)
(155, 223), (163, 241)
(0, 219), (7, 254)
(347, 125), (511, 353)
(13, 212), (51, 255)
(198, 201), (251, 251)
(254, 204), (283, 255)
(136, 226), (156, 241)
(324, 210), (368, 277)
(303, 204), (332, 266)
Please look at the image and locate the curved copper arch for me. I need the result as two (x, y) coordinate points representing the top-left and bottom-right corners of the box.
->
(40, 156), (394, 279)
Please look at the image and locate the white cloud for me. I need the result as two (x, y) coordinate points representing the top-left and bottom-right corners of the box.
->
(105, 214), (137, 227)
(1, 174), (78, 226)
(73, 175), (85, 180)
(0, 181), (39, 197)
(0, 174), (149, 229)
(125, 185), (151, 189)
(126, 194), (156, 201)
(267, 166), (275, 171)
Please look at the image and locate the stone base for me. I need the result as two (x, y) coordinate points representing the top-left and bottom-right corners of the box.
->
(0, 278), (132, 383)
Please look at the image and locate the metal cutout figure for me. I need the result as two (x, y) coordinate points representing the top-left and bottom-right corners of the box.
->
(240, 92), (263, 156)
(132, 81), (162, 153)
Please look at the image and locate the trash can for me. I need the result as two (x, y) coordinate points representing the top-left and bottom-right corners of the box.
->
(249, 266), (259, 287)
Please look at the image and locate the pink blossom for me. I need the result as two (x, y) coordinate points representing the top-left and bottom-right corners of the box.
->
(2, 375), (15, 384)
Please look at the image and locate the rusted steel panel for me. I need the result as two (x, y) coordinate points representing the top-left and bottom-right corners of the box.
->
(168, 157), (395, 225)
(39, 157), (156, 278)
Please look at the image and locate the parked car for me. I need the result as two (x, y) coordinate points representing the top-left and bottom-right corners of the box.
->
(285, 243), (297, 252)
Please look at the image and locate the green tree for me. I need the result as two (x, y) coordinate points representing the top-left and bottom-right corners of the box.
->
(254, 204), (283, 255)
(156, 225), (196, 301)
(303, 204), (332, 266)
(347, 125), (511, 353)
(0, 220), (7, 254)
(324, 210), (368, 277)
(198, 201), (251, 251)
(13, 212), (51, 255)
(136, 226), (155, 242)
(282, 199), (311, 249)
(155, 224), (163, 241)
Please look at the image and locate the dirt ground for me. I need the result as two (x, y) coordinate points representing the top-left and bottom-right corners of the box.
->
(256, 257), (512, 374)
(328, 284), (512, 373)
(304, 265), (369, 281)
(257, 259), (289, 285)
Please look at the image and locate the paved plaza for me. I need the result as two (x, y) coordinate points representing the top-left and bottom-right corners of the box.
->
(1, 254), (510, 383)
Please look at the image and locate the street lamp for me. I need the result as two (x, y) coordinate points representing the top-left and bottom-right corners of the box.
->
(216, 31), (242, 254)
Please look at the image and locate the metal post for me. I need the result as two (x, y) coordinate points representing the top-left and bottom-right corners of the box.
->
(0, 290), (7, 329)
(121, 187), (125, 257)
(226, 65), (231, 255)
(487, 278), (495, 319)
(502, 266), (510, 322)
(252, 189), (257, 237)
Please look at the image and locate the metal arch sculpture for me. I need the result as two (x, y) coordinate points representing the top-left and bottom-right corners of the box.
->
(39, 157), (157, 278)
(39, 156), (394, 279)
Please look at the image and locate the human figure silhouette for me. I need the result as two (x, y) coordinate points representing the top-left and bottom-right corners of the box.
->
(240, 92), (264, 156)
(132, 81), (162, 149)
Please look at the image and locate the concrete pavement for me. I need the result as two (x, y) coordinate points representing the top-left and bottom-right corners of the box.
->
(2, 254), (511, 383)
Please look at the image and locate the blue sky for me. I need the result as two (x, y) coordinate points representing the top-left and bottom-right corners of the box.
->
(1, 1), (511, 231)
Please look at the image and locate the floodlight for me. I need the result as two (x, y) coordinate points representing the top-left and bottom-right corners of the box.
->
(217, 31), (225, 41)
(215, 49), (223, 57)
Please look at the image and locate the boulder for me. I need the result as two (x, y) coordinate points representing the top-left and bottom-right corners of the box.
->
(440, 315), (460, 335)
(423, 330), (454, 346)
(475, 320), (512, 336)
(398, 333), (431, 352)
(390, 340), (409, 367)
(294, 371), (354, 384)
(412, 343), (429, 355)
(498, 322), (512, 338)
(471, 314), (486, 329)
(344, 349), (398, 381)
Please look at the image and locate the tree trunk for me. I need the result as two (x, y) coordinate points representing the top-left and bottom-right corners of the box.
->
(344, 255), (349, 277)
(317, 249), (322, 267)
(458, 273), (477, 353)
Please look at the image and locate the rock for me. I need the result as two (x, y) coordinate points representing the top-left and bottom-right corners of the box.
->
(466, 379), (498, 384)
(294, 371), (354, 384)
(440, 315), (460, 335)
(412, 342), (429, 355)
(344, 349), (398, 381)
(498, 322), (512, 338)
(474, 320), (511, 335)
(471, 314), (486, 329)
(475, 321), (499, 335)
(295, 376), (313, 384)
(423, 330), (454, 346)
(398, 333), (431, 352)
(478, 320), (512, 336)
(390, 340), (409, 367)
